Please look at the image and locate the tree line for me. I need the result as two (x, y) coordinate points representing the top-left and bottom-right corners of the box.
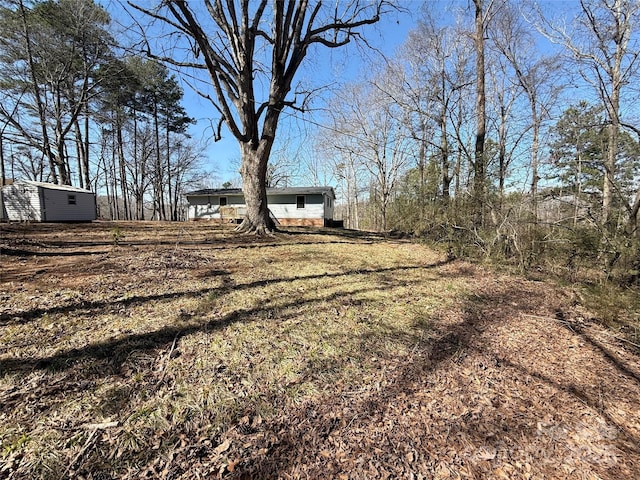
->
(0, 0), (204, 220)
(309, 0), (639, 284)
(1, 0), (638, 283)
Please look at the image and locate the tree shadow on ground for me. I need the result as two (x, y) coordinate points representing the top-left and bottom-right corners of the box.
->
(0, 262), (448, 326)
(554, 309), (640, 385)
(3, 286), (358, 373)
(229, 281), (640, 480)
(282, 227), (387, 241)
(1, 231), (375, 252)
(0, 246), (110, 257)
(0, 263), (478, 382)
(0, 259), (438, 475)
(3, 250), (639, 480)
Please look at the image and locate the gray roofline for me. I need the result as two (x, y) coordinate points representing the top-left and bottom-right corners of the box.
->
(185, 186), (335, 198)
(8, 180), (94, 194)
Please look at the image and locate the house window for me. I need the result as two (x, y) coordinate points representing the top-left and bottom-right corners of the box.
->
(219, 196), (227, 206)
(296, 195), (305, 209)
(68, 194), (76, 205)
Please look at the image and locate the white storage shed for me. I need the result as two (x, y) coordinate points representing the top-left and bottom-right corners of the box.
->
(1, 180), (96, 222)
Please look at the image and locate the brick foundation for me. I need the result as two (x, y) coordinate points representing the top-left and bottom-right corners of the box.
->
(277, 218), (325, 227)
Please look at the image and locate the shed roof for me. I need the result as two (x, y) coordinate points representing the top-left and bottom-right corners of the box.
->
(186, 186), (335, 198)
(9, 180), (94, 194)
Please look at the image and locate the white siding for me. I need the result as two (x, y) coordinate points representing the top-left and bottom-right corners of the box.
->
(187, 194), (245, 220)
(188, 200), (220, 220)
(1, 181), (96, 222)
(324, 194), (334, 221)
(186, 190), (334, 223)
(1, 183), (42, 221)
(268, 194), (324, 220)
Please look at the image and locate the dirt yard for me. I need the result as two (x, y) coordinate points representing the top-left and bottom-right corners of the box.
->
(1, 221), (639, 479)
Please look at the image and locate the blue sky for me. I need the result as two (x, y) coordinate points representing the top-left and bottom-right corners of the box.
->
(174, 0), (564, 188)
(152, 2), (422, 187)
(111, 1), (602, 190)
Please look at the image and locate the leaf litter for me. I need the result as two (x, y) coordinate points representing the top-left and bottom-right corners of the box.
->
(0, 221), (639, 479)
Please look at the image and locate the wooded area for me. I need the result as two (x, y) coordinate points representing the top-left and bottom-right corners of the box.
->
(0, 0), (202, 221)
(316, 0), (640, 285)
(1, 0), (639, 283)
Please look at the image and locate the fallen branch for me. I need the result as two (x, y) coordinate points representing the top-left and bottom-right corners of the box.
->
(522, 313), (578, 332)
(81, 421), (119, 430)
(59, 421), (119, 478)
(598, 330), (640, 349)
(63, 428), (97, 478)
(523, 313), (640, 349)
(157, 334), (180, 384)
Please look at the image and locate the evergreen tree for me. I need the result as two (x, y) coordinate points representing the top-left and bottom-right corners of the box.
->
(550, 101), (640, 223)
(0, 0), (113, 185)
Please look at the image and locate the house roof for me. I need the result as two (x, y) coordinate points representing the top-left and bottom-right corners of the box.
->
(9, 180), (94, 194)
(186, 186), (335, 198)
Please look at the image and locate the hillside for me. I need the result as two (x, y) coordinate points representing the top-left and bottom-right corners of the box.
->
(1, 222), (639, 479)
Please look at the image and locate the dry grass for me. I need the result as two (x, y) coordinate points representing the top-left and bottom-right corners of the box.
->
(1, 221), (639, 479)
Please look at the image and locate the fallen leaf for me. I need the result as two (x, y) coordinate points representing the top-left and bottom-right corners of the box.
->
(227, 458), (239, 472)
(214, 439), (231, 455)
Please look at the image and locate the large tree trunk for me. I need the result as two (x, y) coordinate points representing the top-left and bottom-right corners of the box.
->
(237, 143), (276, 235)
(0, 134), (5, 186)
(473, 0), (487, 228)
(603, 116), (618, 226)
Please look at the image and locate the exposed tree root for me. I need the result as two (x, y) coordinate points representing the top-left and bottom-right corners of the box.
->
(235, 217), (277, 236)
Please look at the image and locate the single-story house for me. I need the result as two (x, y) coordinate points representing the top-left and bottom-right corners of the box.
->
(1, 180), (97, 222)
(185, 186), (336, 227)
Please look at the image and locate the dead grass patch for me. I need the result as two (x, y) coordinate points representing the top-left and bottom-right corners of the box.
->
(1, 221), (639, 479)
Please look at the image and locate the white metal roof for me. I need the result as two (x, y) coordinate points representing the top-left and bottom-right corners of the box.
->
(10, 180), (94, 194)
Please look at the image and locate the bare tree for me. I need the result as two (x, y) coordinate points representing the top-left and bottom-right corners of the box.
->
(398, 9), (474, 209)
(490, 1), (563, 218)
(299, 141), (336, 188)
(332, 149), (364, 230)
(313, 111), (364, 229)
(535, 0), (640, 225)
(0, 0), (112, 185)
(487, 56), (522, 209)
(470, 0), (511, 227)
(329, 80), (411, 232)
(472, 0), (489, 227)
(0, 94), (21, 185)
(130, 0), (389, 234)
